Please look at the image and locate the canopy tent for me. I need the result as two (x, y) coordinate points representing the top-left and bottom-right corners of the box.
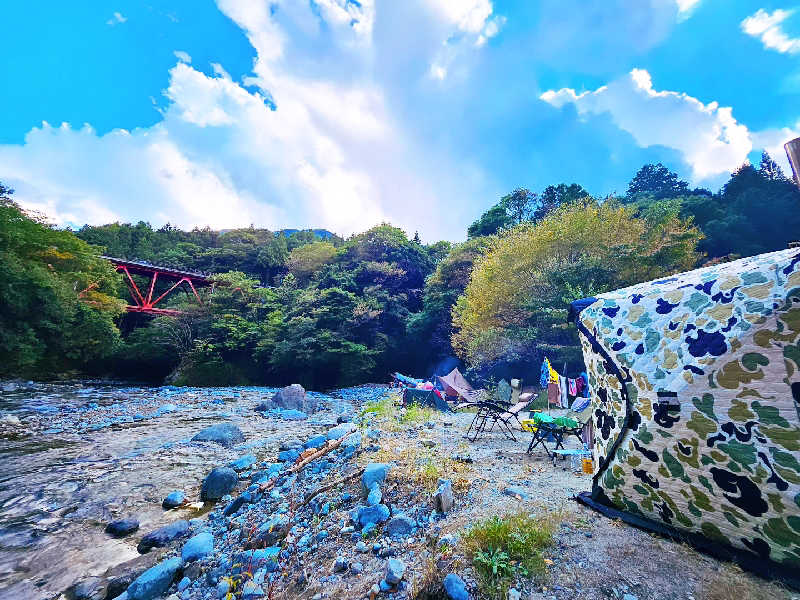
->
(572, 247), (800, 584)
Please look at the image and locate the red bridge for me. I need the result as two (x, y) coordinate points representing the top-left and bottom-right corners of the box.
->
(101, 256), (210, 315)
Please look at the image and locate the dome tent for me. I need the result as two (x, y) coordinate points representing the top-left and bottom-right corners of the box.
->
(571, 247), (800, 585)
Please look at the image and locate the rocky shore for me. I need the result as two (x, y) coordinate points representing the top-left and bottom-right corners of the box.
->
(1, 381), (793, 600)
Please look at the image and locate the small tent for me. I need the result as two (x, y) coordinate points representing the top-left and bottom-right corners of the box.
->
(437, 368), (476, 401)
(571, 247), (800, 581)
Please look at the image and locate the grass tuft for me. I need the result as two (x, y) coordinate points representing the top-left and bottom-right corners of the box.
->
(400, 403), (437, 424)
(461, 512), (555, 599)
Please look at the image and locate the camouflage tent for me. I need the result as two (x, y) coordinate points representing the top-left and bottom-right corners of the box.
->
(571, 247), (800, 581)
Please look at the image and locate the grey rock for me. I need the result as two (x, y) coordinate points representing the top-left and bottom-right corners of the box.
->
(162, 490), (185, 509)
(332, 556), (348, 573)
(434, 479), (454, 513)
(503, 485), (529, 500)
(181, 531), (214, 562)
(350, 561), (363, 575)
(271, 384), (317, 413)
(126, 557), (183, 600)
(443, 573), (469, 600)
(68, 576), (104, 600)
(137, 520), (189, 554)
(385, 559), (405, 585)
(361, 463), (391, 497)
(105, 517), (139, 537)
(356, 504), (390, 528)
(191, 423), (244, 448)
(366, 486), (382, 507)
(386, 514), (415, 538)
(326, 422), (356, 441)
(106, 572), (138, 599)
(201, 467), (238, 501)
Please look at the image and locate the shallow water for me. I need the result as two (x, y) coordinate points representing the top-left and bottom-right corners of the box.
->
(0, 381), (367, 599)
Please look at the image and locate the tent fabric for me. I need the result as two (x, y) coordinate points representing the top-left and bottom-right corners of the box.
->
(437, 368), (478, 401)
(575, 247), (800, 569)
(402, 387), (451, 412)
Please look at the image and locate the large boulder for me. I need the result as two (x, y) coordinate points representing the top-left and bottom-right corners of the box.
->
(137, 520), (189, 554)
(271, 384), (318, 413)
(191, 423), (244, 448)
(126, 557), (183, 600)
(201, 467), (238, 501)
(105, 517), (139, 538)
(443, 573), (469, 600)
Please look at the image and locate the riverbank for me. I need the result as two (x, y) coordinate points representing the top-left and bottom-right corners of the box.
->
(0, 382), (792, 600)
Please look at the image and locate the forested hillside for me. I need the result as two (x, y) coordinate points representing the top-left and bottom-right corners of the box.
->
(1, 153), (797, 387)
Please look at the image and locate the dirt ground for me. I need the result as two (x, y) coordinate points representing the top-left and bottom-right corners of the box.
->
(374, 407), (798, 600)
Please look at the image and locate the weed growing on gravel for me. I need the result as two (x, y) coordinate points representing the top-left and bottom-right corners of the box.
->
(400, 403), (436, 424)
(362, 397), (397, 420)
(462, 512), (555, 599)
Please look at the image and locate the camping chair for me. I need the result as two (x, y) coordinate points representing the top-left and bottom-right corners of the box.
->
(465, 379), (530, 442)
(562, 402), (593, 444)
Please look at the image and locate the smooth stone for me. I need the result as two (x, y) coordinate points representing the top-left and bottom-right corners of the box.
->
(351, 561), (363, 575)
(137, 520), (189, 554)
(177, 577), (191, 592)
(201, 467), (238, 501)
(241, 580), (265, 598)
(332, 556), (348, 573)
(126, 557), (184, 600)
(355, 541), (368, 552)
(271, 383), (316, 412)
(444, 573), (469, 600)
(162, 491), (186, 509)
(106, 518), (140, 537)
(191, 423), (244, 448)
(181, 531), (214, 562)
(361, 463), (391, 497)
(223, 495), (246, 516)
(385, 558), (406, 585)
(278, 448), (300, 463)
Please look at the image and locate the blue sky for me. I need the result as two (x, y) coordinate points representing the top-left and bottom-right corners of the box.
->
(1, 0), (798, 241)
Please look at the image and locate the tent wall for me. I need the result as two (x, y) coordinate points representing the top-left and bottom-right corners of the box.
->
(576, 247), (800, 569)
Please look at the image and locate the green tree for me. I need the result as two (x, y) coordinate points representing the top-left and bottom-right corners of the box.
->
(627, 163), (690, 199)
(452, 199), (701, 376)
(535, 183), (588, 221)
(0, 184), (125, 377)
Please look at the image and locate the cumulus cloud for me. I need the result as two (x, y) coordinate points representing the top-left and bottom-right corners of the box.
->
(173, 50), (192, 63)
(741, 8), (800, 55)
(422, 0), (505, 80)
(675, 0), (701, 19)
(540, 69), (758, 180)
(106, 11), (127, 26)
(0, 0), (492, 239)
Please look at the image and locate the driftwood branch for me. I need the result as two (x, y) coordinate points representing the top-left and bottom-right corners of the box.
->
(300, 467), (365, 508)
(258, 430), (358, 493)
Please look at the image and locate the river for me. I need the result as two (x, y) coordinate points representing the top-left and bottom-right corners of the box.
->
(0, 381), (365, 599)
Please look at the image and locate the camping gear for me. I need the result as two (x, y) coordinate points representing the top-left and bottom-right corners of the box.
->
(401, 387), (451, 412)
(393, 372), (423, 387)
(581, 456), (593, 474)
(523, 413), (579, 457)
(465, 379), (529, 442)
(571, 246), (800, 584)
(553, 448), (592, 471)
(438, 367), (481, 404)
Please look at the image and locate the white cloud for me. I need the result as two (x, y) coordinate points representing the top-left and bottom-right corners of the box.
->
(106, 11), (127, 26)
(173, 50), (192, 63)
(420, 0), (504, 79)
(0, 0), (492, 240)
(741, 8), (800, 54)
(675, 0), (701, 19)
(751, 121), (800, 175)
(541, 69), (763, 181)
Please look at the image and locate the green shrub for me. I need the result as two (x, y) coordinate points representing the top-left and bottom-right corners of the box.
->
(462, 512), (554, 599)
